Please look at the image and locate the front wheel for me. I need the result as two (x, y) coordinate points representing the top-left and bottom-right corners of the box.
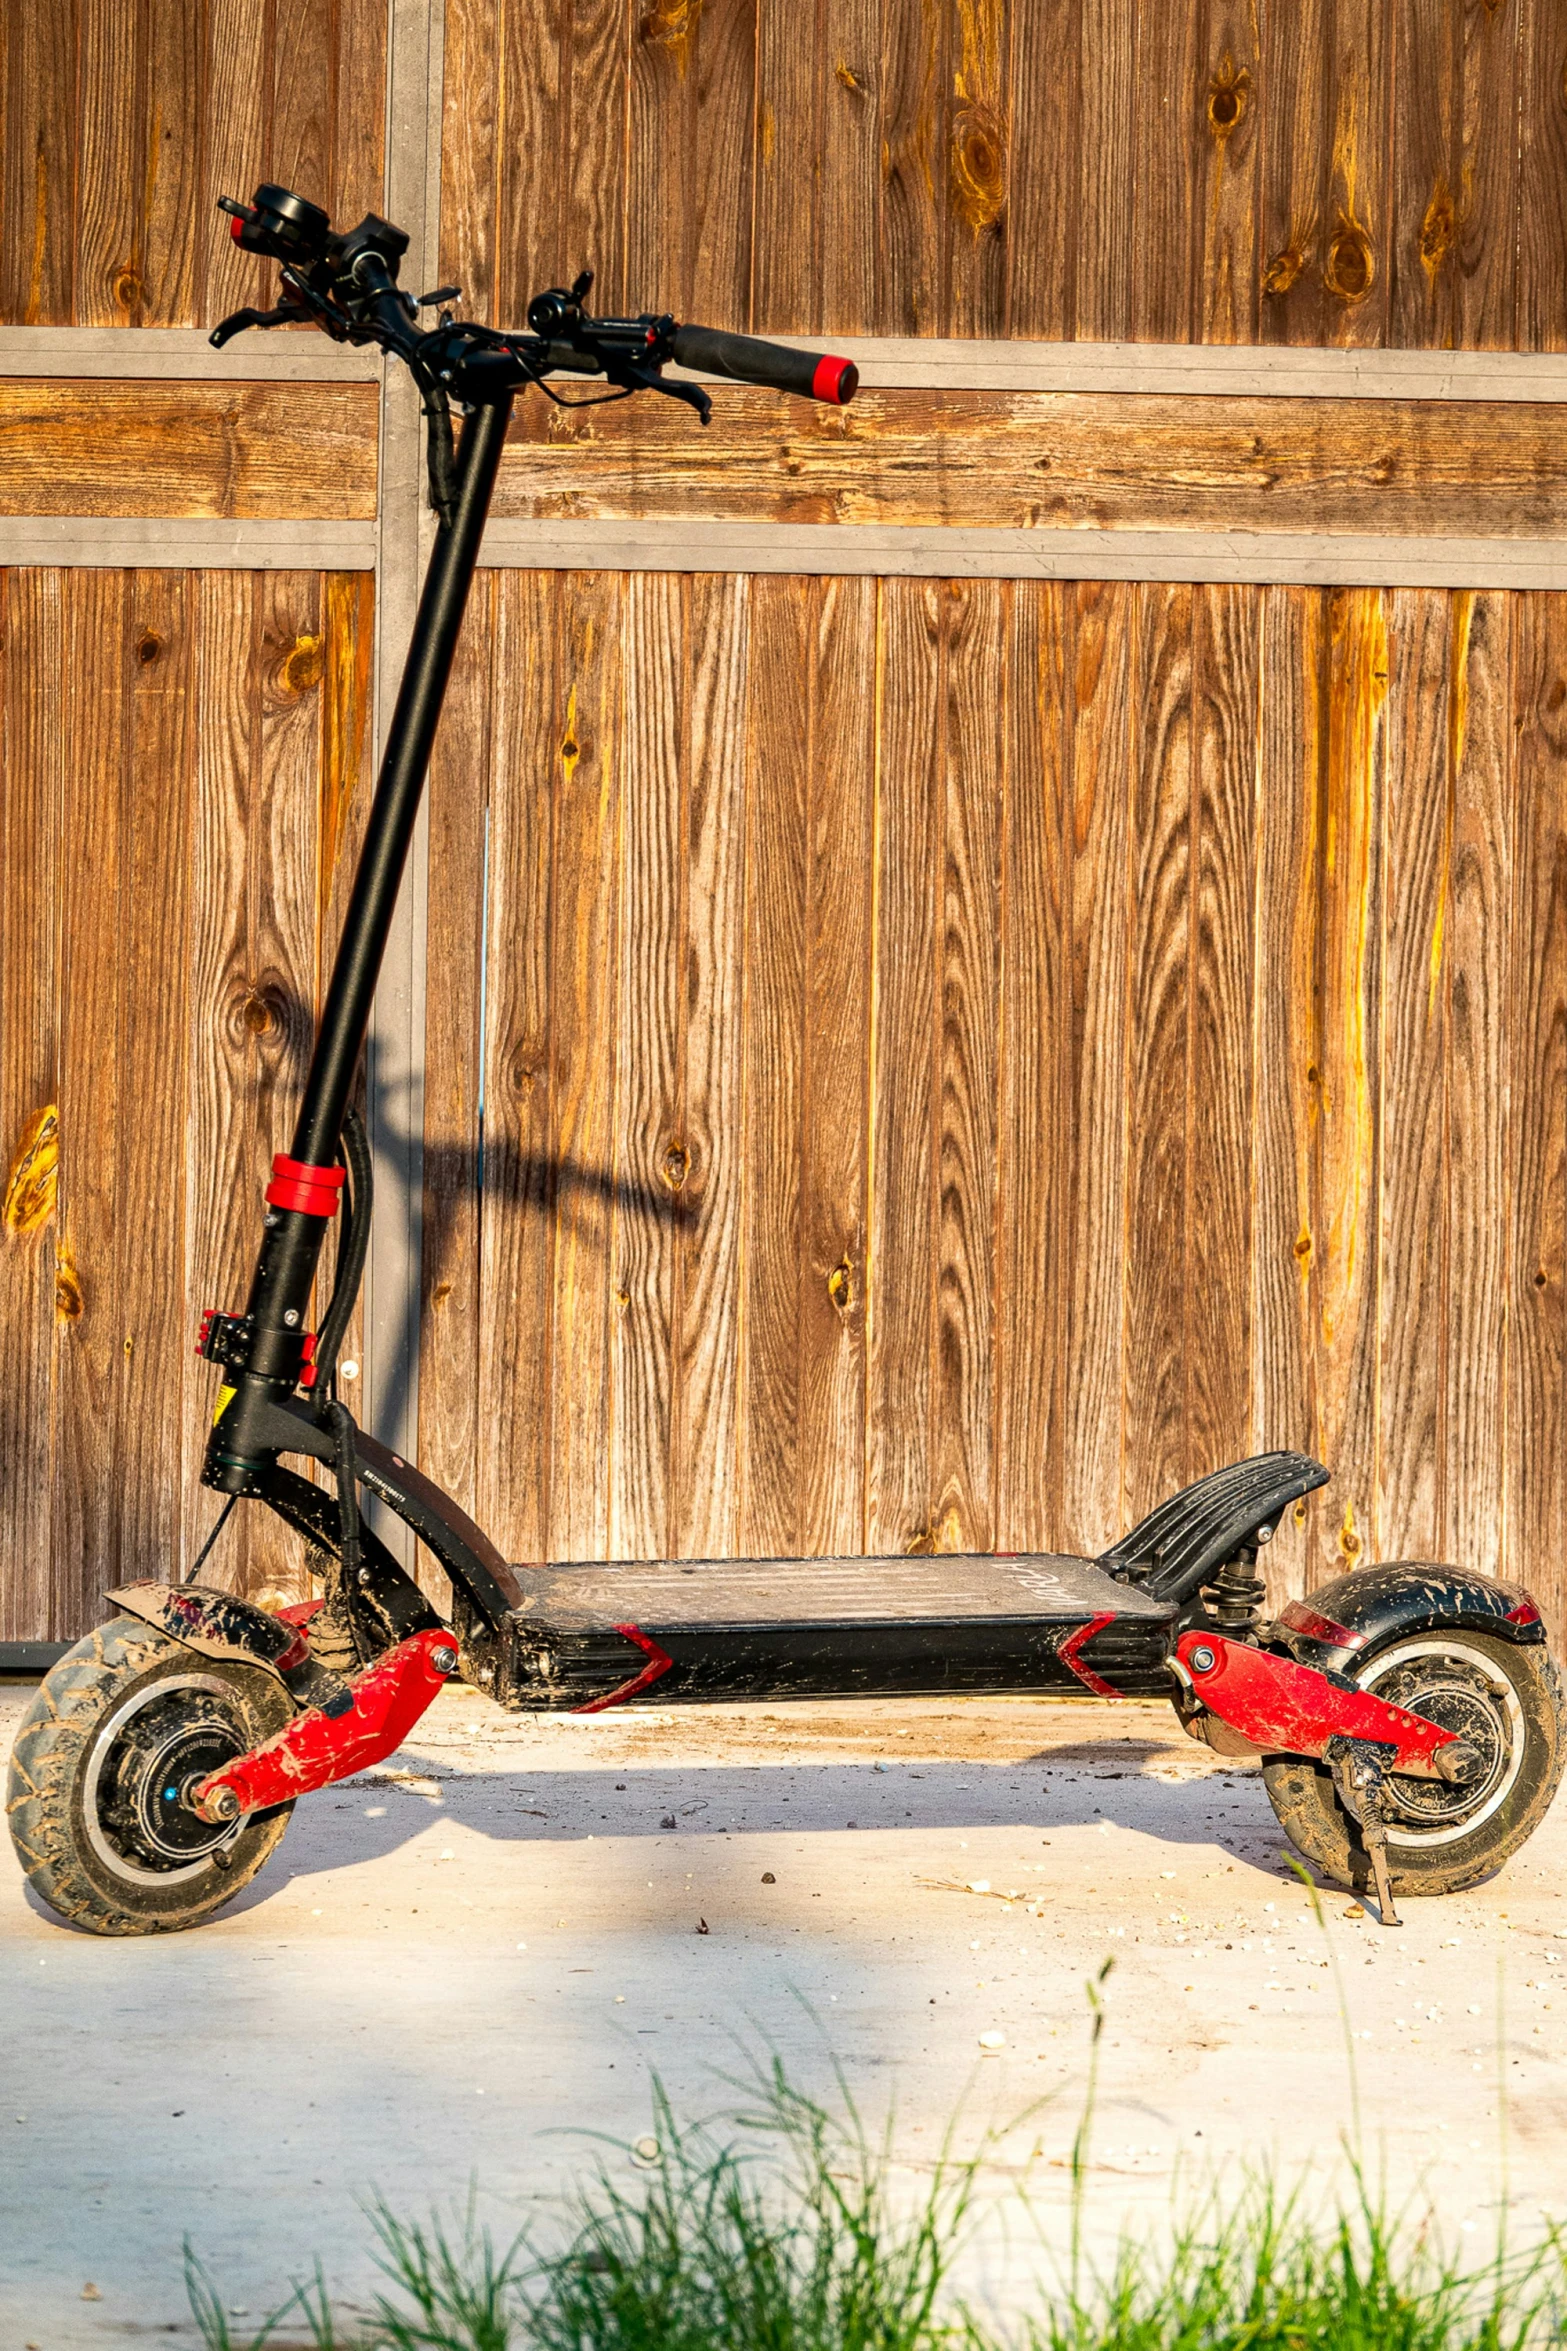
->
(1263, 1629), (1566, 1897)
(6, 1616), (295, 1935)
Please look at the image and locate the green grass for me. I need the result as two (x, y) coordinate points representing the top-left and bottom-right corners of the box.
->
(184, 2034), (1567, 2351)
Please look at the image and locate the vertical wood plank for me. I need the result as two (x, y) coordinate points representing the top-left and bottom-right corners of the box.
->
(200, 0), (269, 329)
(932, 577), (1002, 1550)
(739, 575), (809, 1554)
(77, 0), (145, 326)
(1321, 0), (1392, 347)
(1389, 0), (1458, 350)
(115, 575), (195, 1583)
(625, 0), (756, 324)
(879, 0), (944, 335)
(0, 571), (63, 1640)
(1251, 587), (1322, 1606)
(754, 0), (822, 332)
(418, 573), (494, 1539)
(1455, 0), (1520, 350)
(1005, 0), (1078, 339)
(548, 572), (625, 1560)
(1074, 0), (1136, 341)
(1516, 0), (1567, 352)
(995, 580), (1067, 1551)
(1132, 2), (1200, 342)
(492, 0), (566, 331)
(945, 0), (1009, 338)
(1061, 580), (1130, 1553)
(141, 0), (203, 326)
(816, 0), (882, 334)
(330, 0), (387, 232)
(1258, 0), (1329, 345)
(53, 571), (129, 1628)
(610, 573), (683, 1559)
(477, 571), (556, 1566)
(1, 0), (78, 323)
(672, 573), (748, 1558)
(562, 0), (633, 318)
(800, 572), (876, 1555)
(270, 0), (335, 210)
(1196, 0), (1261, 343)
(866, 578), (938, 1552)
(440, 0), (501, 323)
(1376, 589), (1450, 1560)
(1506, 593), (1567, 1620)
(1443, 590), (1512, 1579)
(1123, 583), (1191, 1523)
(183, 570), (260, 1579)
(1309, 587), (1386, 1584)
(1186, 583), (1255, 1474)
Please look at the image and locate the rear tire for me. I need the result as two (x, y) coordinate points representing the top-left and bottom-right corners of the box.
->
(6, 1616), (295, 1935)
(1263, 1630), (1565, 1897)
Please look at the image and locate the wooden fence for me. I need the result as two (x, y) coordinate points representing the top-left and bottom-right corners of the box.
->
(3, 0), (1567, 1650)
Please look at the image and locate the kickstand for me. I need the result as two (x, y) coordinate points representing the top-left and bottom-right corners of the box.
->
(1326, 1735), (1401, 1928)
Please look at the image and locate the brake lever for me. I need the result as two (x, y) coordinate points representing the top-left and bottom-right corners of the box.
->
(208, 301), (307, 349)
(606, 362), (711, 426)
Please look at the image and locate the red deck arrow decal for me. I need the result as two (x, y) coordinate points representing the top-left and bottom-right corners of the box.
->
(573, 1623), (675, 1714)
(1058, 1611), (1120, 1698)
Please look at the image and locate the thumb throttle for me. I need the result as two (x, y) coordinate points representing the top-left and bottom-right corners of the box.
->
(670, 325), (858, 405)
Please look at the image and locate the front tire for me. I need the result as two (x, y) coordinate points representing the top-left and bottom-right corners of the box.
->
(6, 1616), (295, 1935)
(1263, 1630), (1565, 1897)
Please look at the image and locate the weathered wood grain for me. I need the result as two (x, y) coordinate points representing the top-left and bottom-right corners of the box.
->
(878, 0), (945, 338)
(1505, 592), (1567, 1618)
(418, 572), (494, 1540)
(739, 575), (809, 1554)
(142, 0), (203, 327)
(331, 0), (389, 234)
(0, 0), (77, 324)
(0, 382), (379, 519)
(866, 578), (939, 1553)
(609, 572), (684, 1559)
(1323, 0), (1392, 348)
(798, 573), (876, 1554)
(624, 0), (755, 326)
(502, 387), (1567, 538)
(672, 572), (748, 1558)
(1389, 0), (1457, 352)
(1197, 0), (1261, 345)
(1131, 0), (1199, 343)
(1258, 0), (1330, 346)
(1517, 0), (1567, 353)
(1060, 579), (1130, 1555)
(546, 573), (625, 1561)
(1443, 590), (1512, 1580)
(1186, 583), (1255, 1475)
(270, 0), (334, 225)
(1454, 0), (1520, 351)
(1376, 588), (1450, 1561)
(0, 570), (62, 1640)
(816, 0), (883, 335)
(477, 571), (557, 1568)
(1005, 0), (1079, 339)
(200, 0), (270, 330)
(933, 578), (1002, 1550)
(1123, 582), (1192, 1523)
(945, 0), (1010, 340)
(1073, 0), (1136, 342)
(77, 0), (144, 329)
(492, 0), (568, 333)
(995, 578), (1068, 1551)
(439, 0), (500, 325)
(1308, 588), (1386, 1585)
(1250, 585), (1321, 1607)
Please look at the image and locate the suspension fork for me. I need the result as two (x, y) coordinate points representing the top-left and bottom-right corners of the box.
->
(204, 388), (514, 1500)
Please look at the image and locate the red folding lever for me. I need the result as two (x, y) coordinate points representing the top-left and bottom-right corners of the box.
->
(193, 1626), (457, 1822)
(1175, 1630), (1459, 1777)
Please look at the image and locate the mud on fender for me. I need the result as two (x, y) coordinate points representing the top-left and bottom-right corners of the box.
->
(110, 1581), (353, 1714)
(1274, 1562), (1547, 1674)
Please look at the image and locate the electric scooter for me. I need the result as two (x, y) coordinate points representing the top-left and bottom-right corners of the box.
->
(8, 185), (1563, 1938)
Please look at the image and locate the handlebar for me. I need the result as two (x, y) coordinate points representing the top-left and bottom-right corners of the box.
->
(670, 324), (857, 406)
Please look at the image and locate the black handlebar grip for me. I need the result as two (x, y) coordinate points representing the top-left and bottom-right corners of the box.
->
(671, 324), (858, 405)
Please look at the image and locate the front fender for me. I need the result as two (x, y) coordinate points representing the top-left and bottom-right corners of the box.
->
(1275, 1562), (1547, 1675)
(111, 1582), (352, 1714)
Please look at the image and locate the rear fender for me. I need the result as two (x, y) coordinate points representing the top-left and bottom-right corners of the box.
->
(110, 1581), (353, 1715)
(1274, 1563), (1547, 1674)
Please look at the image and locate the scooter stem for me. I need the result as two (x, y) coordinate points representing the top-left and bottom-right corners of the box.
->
(204, 389), (512, 1492)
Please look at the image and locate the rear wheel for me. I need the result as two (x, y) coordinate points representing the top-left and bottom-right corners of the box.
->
(6, 1616), (295, 1935)
(1263, 1631), (1565, 1897)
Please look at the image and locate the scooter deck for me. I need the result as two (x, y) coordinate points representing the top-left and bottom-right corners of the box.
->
(499, 1550), (1178, 1709)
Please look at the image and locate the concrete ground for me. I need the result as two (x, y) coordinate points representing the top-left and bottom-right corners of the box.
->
(4, 1679), (1567, 2344)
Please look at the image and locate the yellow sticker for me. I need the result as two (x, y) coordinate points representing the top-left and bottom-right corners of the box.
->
(213, 1384), (236, 1425)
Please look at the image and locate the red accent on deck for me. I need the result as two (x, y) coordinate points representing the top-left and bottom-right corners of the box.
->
(1058, 1611), (1120, 1698)
(573, 1623), (675, 1714)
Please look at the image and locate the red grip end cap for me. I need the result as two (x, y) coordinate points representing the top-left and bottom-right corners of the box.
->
(811, 354), (858, 405)
(230, 214), (246, 242)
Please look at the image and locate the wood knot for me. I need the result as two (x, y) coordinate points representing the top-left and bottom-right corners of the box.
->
(1205, 61), (1250, 142)
(278, 633), (324, 696)
(136, 628), (163, 666)
(949, 103), (1007, 233)
(113, 265), (142, 312)
(4, 1105), (58, 1237)
(1293, 1229), (1312, 1262)
(1419, 177), (1456, 278)
(55, 1244), (83, 1322)
(1323, 213), (1374, 304)
(1262, 243), (1307, 298)
(431, 1280), (453, 1307)
(827, 1254), (855, 1311)
(834, 58), (865, 96)
(661, 1140), (690, 1190)
(640, 0), (699, 57)
(240, 990), (275, 1036)
(1536, 1269), (1550, 1290)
